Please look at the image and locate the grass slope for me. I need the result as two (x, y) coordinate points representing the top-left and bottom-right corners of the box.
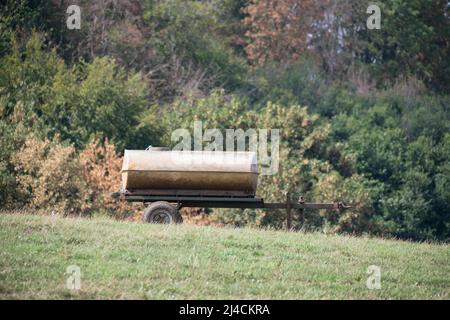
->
(0, 213), (449, 299)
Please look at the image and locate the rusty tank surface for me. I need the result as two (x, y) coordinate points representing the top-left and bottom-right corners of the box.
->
(121, 149), (258, 197)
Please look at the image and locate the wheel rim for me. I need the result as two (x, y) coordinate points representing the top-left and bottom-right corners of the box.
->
(152, 210), (172, 224)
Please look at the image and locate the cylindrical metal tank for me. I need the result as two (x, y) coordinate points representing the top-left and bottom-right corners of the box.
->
(121, 149), (258, 196)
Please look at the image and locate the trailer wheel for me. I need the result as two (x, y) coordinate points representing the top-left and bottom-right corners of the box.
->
(143, 201), (183, 224)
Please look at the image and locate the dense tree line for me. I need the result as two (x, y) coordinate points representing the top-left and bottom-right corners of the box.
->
(0, 0), (449, 241)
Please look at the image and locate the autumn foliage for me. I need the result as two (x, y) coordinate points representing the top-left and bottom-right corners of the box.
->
(12, 134), (88, 214)
(79, 139), (133, 218)
(11, 135), (134, 217)
(244, 0), (322, 65)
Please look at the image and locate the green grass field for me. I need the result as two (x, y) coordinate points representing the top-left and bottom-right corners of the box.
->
(0, 212), (449, 299)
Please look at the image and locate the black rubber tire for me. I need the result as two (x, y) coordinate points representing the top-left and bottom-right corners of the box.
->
(143, 201), (183, 224)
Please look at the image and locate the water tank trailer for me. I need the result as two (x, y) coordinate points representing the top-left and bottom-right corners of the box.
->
(111, 148), (351, 225)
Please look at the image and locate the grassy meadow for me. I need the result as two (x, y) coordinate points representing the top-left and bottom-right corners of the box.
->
(0, 212), (449, 299)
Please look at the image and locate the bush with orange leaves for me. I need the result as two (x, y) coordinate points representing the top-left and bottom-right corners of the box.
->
(12, 134), (89, 214)
(79, 139), (134, 218)
(11, 135), (135, 217)
(244, 0), (321, 65)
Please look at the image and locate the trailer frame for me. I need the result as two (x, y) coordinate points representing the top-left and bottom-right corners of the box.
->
(111, 191), (352, 228)
(118, 194), (349, 210)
